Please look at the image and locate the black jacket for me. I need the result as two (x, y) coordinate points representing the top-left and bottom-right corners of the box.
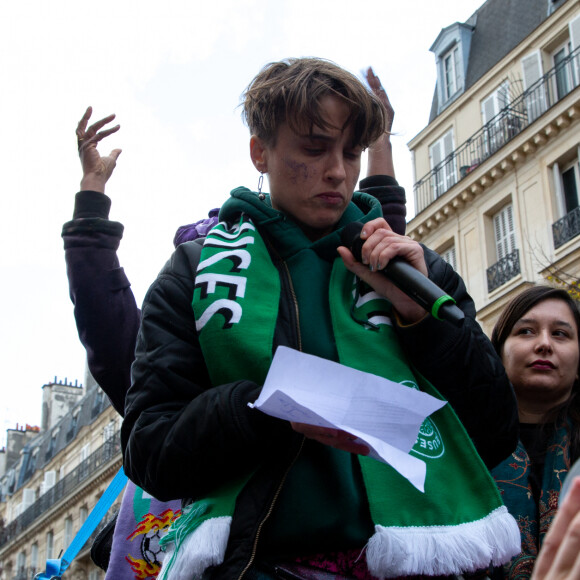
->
(122, 183), (518, 579)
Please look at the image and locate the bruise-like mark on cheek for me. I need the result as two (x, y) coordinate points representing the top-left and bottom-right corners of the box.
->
(283, 157), (312, 184)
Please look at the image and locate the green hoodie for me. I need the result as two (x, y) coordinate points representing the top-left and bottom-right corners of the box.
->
(219, 187), (383, 558)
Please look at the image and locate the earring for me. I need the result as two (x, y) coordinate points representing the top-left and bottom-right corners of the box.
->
(258, 173), (265, 201)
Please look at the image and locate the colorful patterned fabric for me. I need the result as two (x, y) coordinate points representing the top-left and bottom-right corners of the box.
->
(492, 422), (570, 579)
(104, 480), (181, 579)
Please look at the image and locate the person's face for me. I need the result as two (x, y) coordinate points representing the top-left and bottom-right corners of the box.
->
(250, 95), (362, 240)
(502, 298), (580, 408)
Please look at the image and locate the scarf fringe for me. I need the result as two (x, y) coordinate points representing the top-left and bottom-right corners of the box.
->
(366, 506), (521, 579)
(158, 516), (231, 580)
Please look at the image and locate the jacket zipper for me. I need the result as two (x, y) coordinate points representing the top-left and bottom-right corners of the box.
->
(237, 258), (303, 579)
(237, 437), (305, 580)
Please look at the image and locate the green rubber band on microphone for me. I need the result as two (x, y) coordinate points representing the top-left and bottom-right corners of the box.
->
(431, 295), (457, 320)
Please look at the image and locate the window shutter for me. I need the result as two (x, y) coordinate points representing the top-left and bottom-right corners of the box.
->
(494, 213), (505, 260)
(40, 470), (56, 495)
(442, 246), (457, 270)
(522, 52), (542, 89)
(22, 488), (35, 509)
(506, 204), (516, 253)
(569, 15), (580, 82)
(454, 48), (463, 92)
(443, 130), (456, 185)
(570, 14), (580, 50)
(430, 139), (443, 197)
(494, 205), (516, 260)
(482, 94), (497, 125)
(522, 51), (546, 121)
(443, 131), (454, 157)
(430, 140), (442, 169)
(498, 81), (510, 108)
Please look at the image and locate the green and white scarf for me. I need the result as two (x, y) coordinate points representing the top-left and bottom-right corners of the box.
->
(159, 216), (520, 580)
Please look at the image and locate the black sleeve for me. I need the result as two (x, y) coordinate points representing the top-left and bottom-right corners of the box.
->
(62, 191), (140, 416)
(121, 242), (293, 501)
(359, 175), (407, 236)
(393, 248), (518, 469)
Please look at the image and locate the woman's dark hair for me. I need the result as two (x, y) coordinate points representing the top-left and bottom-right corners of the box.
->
(242, 57), (387, 148)
(491, 285), (580, 460)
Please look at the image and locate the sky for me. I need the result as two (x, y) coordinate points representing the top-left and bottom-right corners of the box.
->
(0, 0), (486, 447)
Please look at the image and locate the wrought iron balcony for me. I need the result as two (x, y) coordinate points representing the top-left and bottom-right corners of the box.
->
(0, 431), (121, 549)
(553, 206), (580, 249)
(414, 45), (580, 215)
(487, 249), (521, 293)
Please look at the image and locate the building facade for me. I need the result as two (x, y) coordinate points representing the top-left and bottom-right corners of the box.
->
(407, 0), (580, 334)
(0, 377), (121, 580)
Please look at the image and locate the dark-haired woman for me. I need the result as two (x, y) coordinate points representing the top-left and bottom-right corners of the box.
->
(492, 285), (580, 580)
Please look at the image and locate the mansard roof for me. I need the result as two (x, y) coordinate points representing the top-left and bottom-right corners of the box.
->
(429, 0), (568, 123)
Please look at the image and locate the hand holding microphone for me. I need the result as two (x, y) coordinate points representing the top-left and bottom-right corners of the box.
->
(339, 220), (464, 327)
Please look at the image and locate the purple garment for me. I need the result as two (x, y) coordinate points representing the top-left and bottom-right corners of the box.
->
(173, 208), (220, 248)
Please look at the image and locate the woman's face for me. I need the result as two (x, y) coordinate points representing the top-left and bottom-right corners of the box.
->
(502, 298), (579, 410)
(250, 95), (362, 240)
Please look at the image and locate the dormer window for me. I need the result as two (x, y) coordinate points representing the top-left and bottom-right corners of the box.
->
(430, 21), (474, 114)
(444, 46), (460, 100)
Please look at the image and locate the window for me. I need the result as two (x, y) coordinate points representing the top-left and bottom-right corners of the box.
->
(552, 41), (576, 99)
(429, 129), (457, 198)
(67, 412), (79, 441)
(443, 46), (460, 101)
(64, 516), (73, 548)
(46, 530), (54, 560)
(80, 505), (88, 525)
(561, 160), (580, 213)
(103, 420), (116, 443)
(487, 203), (520, 292)
(440, 246), (457, 271)
(16, 550), (26, 574)
(92, 389), (104, 418)
(493, 204), (517, 260)
(552, 157), (580, 248)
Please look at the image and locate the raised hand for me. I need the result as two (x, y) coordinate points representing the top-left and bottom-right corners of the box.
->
(365, 67), (395, 178)
(366, 67), (394, 133)
(76, 106), (122, 193)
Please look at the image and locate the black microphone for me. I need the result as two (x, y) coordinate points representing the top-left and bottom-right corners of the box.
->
(341, 222), (465, 327)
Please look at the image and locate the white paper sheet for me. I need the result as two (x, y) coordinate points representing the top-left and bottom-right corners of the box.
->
(249, 346), (446, 491)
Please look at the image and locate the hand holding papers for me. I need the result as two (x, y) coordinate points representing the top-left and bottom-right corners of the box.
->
(250, 346), (446, 491)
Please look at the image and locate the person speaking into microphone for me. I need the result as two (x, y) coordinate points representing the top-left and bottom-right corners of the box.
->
(123, 58), (519, 579)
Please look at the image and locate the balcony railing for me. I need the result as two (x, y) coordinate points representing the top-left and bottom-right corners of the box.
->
(0, 432), (121, 549)
(487, 249), (521, 293)
(553, 206), (580, 248)
(414, 45), (580, 214)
